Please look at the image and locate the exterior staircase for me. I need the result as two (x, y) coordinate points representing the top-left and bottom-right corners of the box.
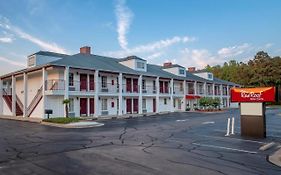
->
(26, 86), (43, 117)
(3, 89), (23, 116)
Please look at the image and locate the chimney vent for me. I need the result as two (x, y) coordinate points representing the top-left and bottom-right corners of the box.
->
(163, 62), (172, 67)
(188, 67), (196, 72)
(80, 46), (91, 54)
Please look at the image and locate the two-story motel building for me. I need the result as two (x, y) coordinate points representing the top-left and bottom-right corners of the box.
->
(0, 46), (239, 118)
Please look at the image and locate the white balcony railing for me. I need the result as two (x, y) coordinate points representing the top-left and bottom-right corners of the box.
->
(99, 83), (119, 93)
(142, 85), (156, 94)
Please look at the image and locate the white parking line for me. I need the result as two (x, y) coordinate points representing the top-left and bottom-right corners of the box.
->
(202, 121), (215, 125)
(176, 119), (189, 122)
(199, 134), (266, 144)
(192, 143), (258, 154)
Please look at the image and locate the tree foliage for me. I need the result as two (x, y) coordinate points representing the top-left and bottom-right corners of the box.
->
(205, 51), (281, 87)
(199, 97), (221, 109)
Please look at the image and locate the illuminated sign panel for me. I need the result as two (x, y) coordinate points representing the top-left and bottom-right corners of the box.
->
(231, 87), (275, 102)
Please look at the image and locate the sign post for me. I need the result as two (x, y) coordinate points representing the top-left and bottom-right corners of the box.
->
(231, 87), (275, 138)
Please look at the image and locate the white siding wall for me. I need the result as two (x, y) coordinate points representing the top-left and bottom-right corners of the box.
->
(3, 100), (12, 115)
(29, 100), (43, 118)
(120, 59), (135, 69)
(45, 96), (64, 118)
(144, 97), (154, 113)
(98, 97), (118, 116)
(27, 72), (43, 105)
(159, 97), (170, 112)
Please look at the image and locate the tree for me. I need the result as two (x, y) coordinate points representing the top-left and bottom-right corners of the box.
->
(62, 99), (70, 118)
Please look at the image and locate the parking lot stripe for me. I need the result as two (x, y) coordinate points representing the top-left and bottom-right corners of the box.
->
(202, 121), (215, 124)
(192, 143), (258, 154)
(199, 135), (266, 144)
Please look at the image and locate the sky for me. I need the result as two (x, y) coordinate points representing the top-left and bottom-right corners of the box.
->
(0, 0), (281, 75)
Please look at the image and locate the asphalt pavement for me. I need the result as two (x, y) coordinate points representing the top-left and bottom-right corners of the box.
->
(0, 108), (281, 175)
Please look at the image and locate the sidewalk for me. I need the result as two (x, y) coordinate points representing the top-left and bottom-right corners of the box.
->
(0, 115), (42, 123)
(269, 148), (281, 167)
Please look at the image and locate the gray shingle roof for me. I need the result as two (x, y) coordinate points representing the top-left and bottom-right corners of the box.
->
(162, 64), (185, 69)
(213, 77), (239, 86)
(29, 51), (69, 58)
(119, 55), (146, 62)
(1, 51), (238, 86)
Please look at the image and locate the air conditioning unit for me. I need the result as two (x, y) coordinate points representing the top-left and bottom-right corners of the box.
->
(101, 111), (109, 115)
(101, 88), (108, 92)
(142, 109), (147, 113)
(69, 87), (75, 91)
(142, 89), (147, 93)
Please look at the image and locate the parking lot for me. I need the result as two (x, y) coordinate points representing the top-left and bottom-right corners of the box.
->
(0, 108), (281, 175)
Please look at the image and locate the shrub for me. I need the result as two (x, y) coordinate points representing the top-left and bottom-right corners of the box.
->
(199, 97), (221, 110)
(42, 117), (80, 124)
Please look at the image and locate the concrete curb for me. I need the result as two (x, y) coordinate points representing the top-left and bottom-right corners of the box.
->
(40, 121), (104, 129)
(0, 115), (42, 123)
(268, 148), (281, 167)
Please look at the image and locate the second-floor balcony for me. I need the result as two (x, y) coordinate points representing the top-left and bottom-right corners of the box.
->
(122, 84), (139, 93)
(45, 79), (95, 92)
(99, 83), (119, 94)
(142, 85), (156, 94)
(188, 88), (195, 95)
(173, 86), (184, 95)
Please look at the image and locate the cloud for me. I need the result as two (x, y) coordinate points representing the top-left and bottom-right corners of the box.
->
(179, 43), (254, 69)
(265, 43), (273, 49)
(180, 48), (218, 68)
(115, 0), (133, 50)
(146, 52), (164, 60)
(0, 37), (13, 43)
(0, 56), (25, 67)
(217, 43), (251, 58)
(0, 16), (67, 54)
(105, 36), (195, 57)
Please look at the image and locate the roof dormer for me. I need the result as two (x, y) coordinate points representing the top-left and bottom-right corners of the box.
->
(119, 55), (147, 72)
(193, 69), (214, 81)
(162, 62), (186, 77)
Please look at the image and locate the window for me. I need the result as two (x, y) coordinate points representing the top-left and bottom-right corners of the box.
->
(69, 98), (74, 112)
(101, 99), (108, 111)
(180, 83), (183, 91)
(153, 80), (156, 91)
(101, 76), (107, 88)
(208, 73), (213, 80)
(69, 73), (74, 86)
(117, 77), (119, 89)
(179, 68), (185, 75)
(136, 61), (145, 69)
(142, 99), (146, 109)
(164, 98), (167, 105)
(174, 99), (176, 108)
(28, 56), (35, 67)
(142, 79), (146, 90)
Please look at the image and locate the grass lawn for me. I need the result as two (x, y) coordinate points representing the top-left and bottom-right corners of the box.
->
(42, 117), (80, 124)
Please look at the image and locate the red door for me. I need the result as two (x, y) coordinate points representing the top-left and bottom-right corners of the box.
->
(126, 78), (131, 93)
(89, 75), (95, 91)
(80, 74), (87, 91)
(164, 82), (169, 93)
(133, 79), (138, 92)
(90, 98), (94, 115)
(133, 99), (138, 113)
(80, 98), (87, 116)
(153, 98), (156, 112)
(159, 81), (163, 93)
(126, 99), (132, 113)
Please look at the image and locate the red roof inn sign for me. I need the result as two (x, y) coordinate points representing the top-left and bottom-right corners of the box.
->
(231, 87), (275, 102)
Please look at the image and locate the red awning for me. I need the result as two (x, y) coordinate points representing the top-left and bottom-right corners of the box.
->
(186, 95), (201, 100)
